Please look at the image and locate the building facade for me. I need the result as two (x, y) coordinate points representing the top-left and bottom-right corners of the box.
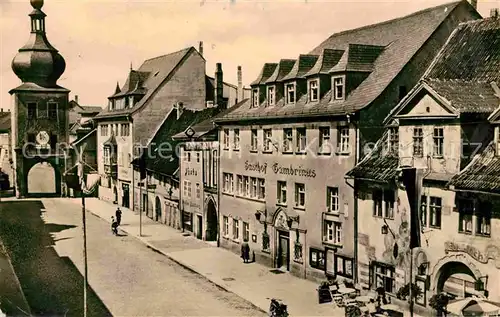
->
(214, 0), (480, 283)
(347, 14), (500, 311)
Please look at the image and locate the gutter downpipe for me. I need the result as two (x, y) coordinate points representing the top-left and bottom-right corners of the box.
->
(344, 114), (359, 285)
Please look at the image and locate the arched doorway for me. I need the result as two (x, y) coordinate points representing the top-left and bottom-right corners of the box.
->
(27, 162), (56, 195)
(155, 196), (162, 222)
(205, 199), (218, 241)
(436, 261), (478, 299)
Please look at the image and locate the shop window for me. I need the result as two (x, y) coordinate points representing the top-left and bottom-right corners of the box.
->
(335, 255), (353, 278)
(309, 248), (325, 270)
(458, 199), (473, 234)
(372, 262), (395, 293)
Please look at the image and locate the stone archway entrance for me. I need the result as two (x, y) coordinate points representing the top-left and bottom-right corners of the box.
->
(436, 261), (479, 299)
(155, 196), (162, 222)
(205, 199), (217, 241)
(27, 161), (56, 196)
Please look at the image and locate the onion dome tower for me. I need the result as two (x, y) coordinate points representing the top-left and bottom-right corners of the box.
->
(9, 0), (70, 199)
(11, 0), (66, 87)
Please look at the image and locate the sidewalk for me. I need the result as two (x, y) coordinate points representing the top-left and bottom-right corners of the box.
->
(67, 197), (344, 316)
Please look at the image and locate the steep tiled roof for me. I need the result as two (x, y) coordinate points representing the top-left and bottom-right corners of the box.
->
(0, 112), (10, 132)
(95, 47), (193, 119)
(448, 141), (500, 194)
(345, 131), (399, 183)
(140, 107), (223, 176)
(217, 0), (476, 122)
(111, 70), (150, 97)
(250, 63), (278, 86)
(304, 49), (344, 77)
(329, 44), (385, 73)
(281, 54), (319, 81)
(266, 60), (296, 83)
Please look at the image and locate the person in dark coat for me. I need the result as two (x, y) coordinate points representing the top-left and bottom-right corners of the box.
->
(241, 239), (250, 263)
(115, 208), (122, 226)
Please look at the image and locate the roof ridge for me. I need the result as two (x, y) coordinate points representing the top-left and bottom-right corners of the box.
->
(318, 0), (461, 44)
(143, 47), (192, 63)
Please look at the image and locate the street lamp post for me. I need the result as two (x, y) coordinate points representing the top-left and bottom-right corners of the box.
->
(77, 161), (88, 317)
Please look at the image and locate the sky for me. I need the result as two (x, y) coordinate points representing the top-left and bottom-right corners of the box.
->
(0, 0), (498, 110)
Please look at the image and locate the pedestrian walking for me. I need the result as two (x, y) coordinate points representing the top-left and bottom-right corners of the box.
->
(115, 207), (122, 226)
(111, 216), (118, 235)
(241, 239), (250, 263)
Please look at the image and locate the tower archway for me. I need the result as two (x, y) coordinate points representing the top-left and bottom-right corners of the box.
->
(27, 161), (57, 196)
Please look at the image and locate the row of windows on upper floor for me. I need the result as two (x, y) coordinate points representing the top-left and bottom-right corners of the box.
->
(100, 123), (131, 137)
(222, 127), (350, 155)
(251, 76), (345, 108)
(26, 102), (59, 120)
(386, 126), (445, 158)
(365, 189), (492, 238)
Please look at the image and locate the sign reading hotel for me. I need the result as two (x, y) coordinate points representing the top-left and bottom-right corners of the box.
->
(244, 161), (316, 178)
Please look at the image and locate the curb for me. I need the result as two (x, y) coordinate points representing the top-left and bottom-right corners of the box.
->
(82, 206), (268, 314)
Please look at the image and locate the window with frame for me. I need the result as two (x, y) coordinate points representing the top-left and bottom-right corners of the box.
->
(243, 176), (250, 197)
(277, 181), (287, 205)
(373, 189), (383, 217)
(243, 222), (250, 242)
(233, 219), (240, 240)
(237, 175), (243, 195)
(252, 89), (259, 108)
(196, 152), (200, 163)
(323, 220), (342, 244)
(223, 129), (230, 149)
(333, 76), (344, 100)
(196, 183), (201, 199)
(183, 180), (188, 196)
(27, 103), (37, 119)
(100, 125), (108, 136)
(296, 128), (306, 153)
(103, 147), (110, 165)
(37, 102), (48, 118)
(433, 128), (444, 157)
(283, 128), (293, 153)
(309, 80), (319, 102)
(327, 187), (339, 213)
(233, 129), (240, 150)
(295, 183), (305, 208)
(267, 86), (275, 106)
(373, 263), (395, 293)
(458, 199), (473, 234)
(420, 195), (428, 227)
(48, 102), (58, 120)
(223, 216), (229, 236)
(429, 197), (442, 228)
(223, 173), (233, 193)
(258, 178), (265, 200)
(476, 201), (491, 236)
(251, 129), (258, 152)
(388, 127), (399, 155)
(413, 128), (424, 157)
(187, 152), (191, 162)
(187, 181), (192, 198)
(319, 127), (331, 154)
(250, 177), (258, 198)
(335, 255), (353, 278)
(309, 249), (326, 270)
(338, 126), (349, 153)
(263, 129), (273, 152)
(286, 83), (295, 104)
(384, 190), (395, 219)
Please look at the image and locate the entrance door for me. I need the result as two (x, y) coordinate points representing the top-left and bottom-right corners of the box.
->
(197, 215), (203, 239)
(155, 197), (162, 222)
(205, 200), (218, 241)
(277, 231), (290, 271)
(122, 184), (130, 208)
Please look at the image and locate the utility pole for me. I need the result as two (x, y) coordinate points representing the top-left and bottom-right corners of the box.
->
(78, 161), (88, 317)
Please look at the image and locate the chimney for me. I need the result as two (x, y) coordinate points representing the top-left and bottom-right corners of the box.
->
(215, 63), (224, 108)
(75, 95), (79, 103)
(199, 41), (203, 57)
(470, 0), (477, 10)
(491, 8), (499, 18)
(237, 66), (243, 103)
(1, 109), (3, 113)
(176, 102), (184, 120)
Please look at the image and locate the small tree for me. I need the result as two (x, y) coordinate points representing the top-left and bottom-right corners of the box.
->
(429, 293), (449, 317)
(396, 283), (423, 301)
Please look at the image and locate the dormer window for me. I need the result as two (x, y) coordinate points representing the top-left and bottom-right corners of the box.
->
(286, 83), (295, 104)
(309, 80), (319, 102)
(252, 88), (259, 108)
(267, 86), (275, 106)
(333, 76), (344, 100)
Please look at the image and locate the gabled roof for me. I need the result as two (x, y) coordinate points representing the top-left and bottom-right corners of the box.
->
(265, 59), (296, 83)
(304, 49), (344, 77)
(95, 47), (194, 119)
(280, 54), (319, 81)
(250, 63), (278, 86)
(216, 0), (478, 122)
